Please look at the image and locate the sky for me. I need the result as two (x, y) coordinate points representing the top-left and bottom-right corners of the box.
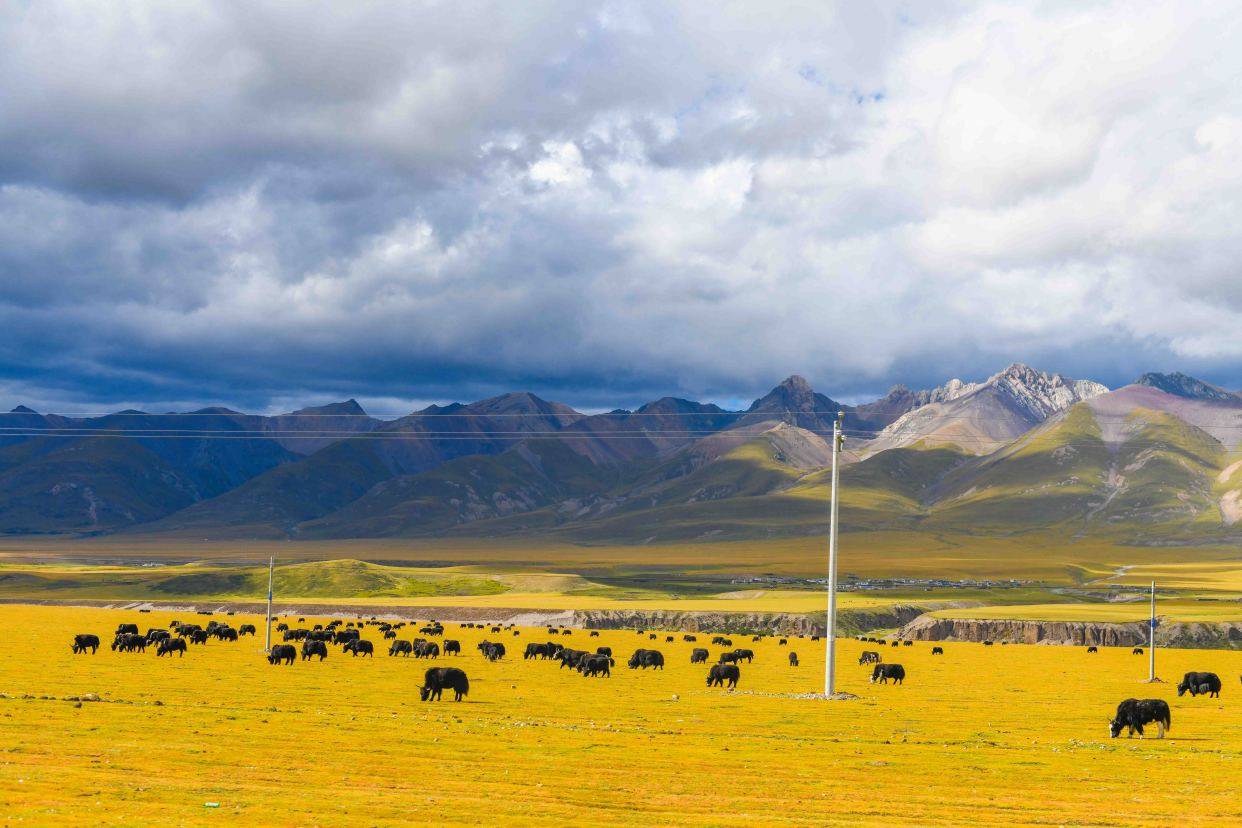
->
(2, 1), (1242, 415)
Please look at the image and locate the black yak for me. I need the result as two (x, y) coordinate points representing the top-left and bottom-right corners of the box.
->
(344, 639), (374, 657)
(628, 649), (664, 670)
(267, 644), (297, 665)
(690, 648), (709, 664)
(579, 654), (613, 677)
(389, 640), (413, 657)
(72, 634), (100, 654)
(302, 640), (328, 661)
(871, 663), (905, 684)
(1110, 698), (1170, 739)
(156, 638), (187, 657)
(707, 663), (740, 688)
(1177, 671), (1222, 698)
(420, 668), (469, 702)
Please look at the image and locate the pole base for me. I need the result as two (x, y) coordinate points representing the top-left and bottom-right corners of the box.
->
(812, 691), (859, 701)
(1141, 677), (1164, 683)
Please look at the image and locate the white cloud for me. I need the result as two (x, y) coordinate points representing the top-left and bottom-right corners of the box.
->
(1, 0), (1241, 409)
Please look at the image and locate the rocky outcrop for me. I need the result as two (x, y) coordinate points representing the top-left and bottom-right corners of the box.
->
(572, 605), (928, 636)
(900, 613), (1242, 650)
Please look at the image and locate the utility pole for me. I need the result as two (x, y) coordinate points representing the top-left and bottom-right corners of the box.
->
(264, 556), (274, 654)
(1145, 580), (1160, 682)
(824, 411), (844, 697)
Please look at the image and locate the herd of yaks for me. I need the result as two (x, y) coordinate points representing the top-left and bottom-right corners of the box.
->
(66, 614), (1237, 733)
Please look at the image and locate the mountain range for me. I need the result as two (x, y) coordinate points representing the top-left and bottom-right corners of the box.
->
(3, 364), (1241, 544)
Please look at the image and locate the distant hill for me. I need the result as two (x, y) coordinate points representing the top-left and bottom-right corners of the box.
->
(5, 365), (1242, 546)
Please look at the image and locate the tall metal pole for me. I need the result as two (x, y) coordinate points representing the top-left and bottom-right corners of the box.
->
(1147, 580), (1156, 682)
(824, 411), (844, 697)
(264, 556), (274, 654)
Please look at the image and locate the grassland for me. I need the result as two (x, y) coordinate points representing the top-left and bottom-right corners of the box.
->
(3, 604), (1242, 825)
(7, 530), (1242, 581)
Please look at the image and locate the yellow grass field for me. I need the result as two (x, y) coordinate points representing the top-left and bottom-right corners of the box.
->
(3, 605), (1242, 825)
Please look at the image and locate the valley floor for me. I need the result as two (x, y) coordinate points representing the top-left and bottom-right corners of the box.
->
(5, 605), (1242, 825)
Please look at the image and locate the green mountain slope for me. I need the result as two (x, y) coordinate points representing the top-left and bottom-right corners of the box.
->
(0, 438), (200, 533)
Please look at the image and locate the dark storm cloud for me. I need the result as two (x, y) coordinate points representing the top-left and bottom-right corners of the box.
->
(2, 1), (1242, 415)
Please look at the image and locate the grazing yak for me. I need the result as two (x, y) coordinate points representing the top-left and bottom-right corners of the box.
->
(707, 663), (740, 688)
(931, 646), (944, 655)
(421, 667), (469, 702)
(414, 641), (440, 659)
(524, 642), (553, 660)
(778, 638), (788, 646)
(1110, 698), (1171, 739)
(276, 623), (289, 632)
(443, 639), (461, 655)
(1132, 647), (1144, 655)
(982, 641), (993, 647)
(690, 648), (709, 664)
(344, 639), (375, 657)
(718, 651), (742, 665)
(267, 644), (297, 665)
(858, 651), (881, 665)
(628, 649), (665, 670)
(902, 640), (913, 647)
(302, 640), (328, 661)
(389, 640), (413, 657)
(590, 630), (600, 637)
(116, 623), (139, 636)
(111, 633), (146, 653)
(176, 624), (202, 639)
(72, 634), (100, 654)
(595, 646), (612, 657)
(478, 641), (505, 661)
(189, 630), (209, 645)
(1177, 671), (1222, 698)
(579, 654), (614, 677)
(239, 624), (256, 637)
(333, 629), (360, 645)
(788, 652), (799, 667)
(683, 634), (697, 642)
(156, 638), (187, 657)
(1087, 646), (1098, 653)
(890, 641), (900, 648)
(871, 663), (905, 685)
(557, 649), (589, 670)
(283, 629), (309, 642)
(215, 626), (238, 642)
(146, 629), (170, 643)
